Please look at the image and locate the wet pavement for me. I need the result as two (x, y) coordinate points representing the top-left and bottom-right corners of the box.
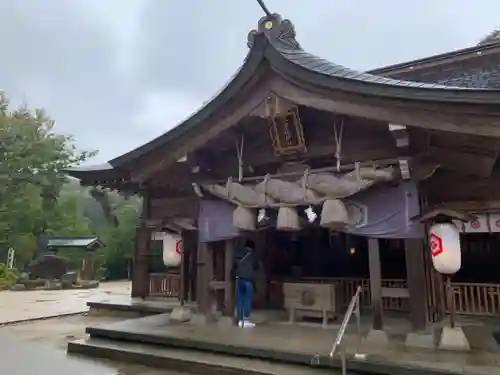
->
(0, 281), (131, 324)
(0, 336), (187, 375)
(0, 313), (185, 375)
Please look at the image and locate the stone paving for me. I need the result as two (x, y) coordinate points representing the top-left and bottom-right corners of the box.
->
(0, 281), (131, 324)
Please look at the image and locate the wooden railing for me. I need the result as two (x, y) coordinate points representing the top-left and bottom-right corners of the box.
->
(149, 272), (181, 297)
(302, 277), (408, 312)
(450, 282), (500, 316)
(270, 278), (500, 316)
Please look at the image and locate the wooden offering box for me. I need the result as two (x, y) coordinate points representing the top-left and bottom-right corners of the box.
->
(283, 282), (337, 327)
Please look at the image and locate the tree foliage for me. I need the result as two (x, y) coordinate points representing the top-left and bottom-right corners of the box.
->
(478, 29), (500, 46)
(0, 92), (140, 278)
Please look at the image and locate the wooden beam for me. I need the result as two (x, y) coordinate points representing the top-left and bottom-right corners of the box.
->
(427, 146), (497, 177)
(211, 137), (398, 171)
(368, 238), (383, 330)
(389, 123), (411, 180)
(272, 78), (500, 138)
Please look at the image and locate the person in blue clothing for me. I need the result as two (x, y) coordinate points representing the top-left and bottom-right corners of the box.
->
(232, 239), (259, 328)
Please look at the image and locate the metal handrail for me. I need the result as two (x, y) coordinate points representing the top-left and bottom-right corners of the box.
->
(310, 285), (362, 375)
(330, 285), (362, 358)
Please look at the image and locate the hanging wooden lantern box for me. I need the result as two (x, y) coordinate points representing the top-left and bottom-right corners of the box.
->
(265, 95), (307, 156)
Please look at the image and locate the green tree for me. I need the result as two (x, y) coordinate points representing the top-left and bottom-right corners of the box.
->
(96, 192), (141, 279)
(0, 92), (95, 266)
(478, 29), (500, 46)
(45, 187), (94, 270)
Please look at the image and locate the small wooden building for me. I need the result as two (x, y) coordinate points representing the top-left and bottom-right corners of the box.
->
(67, 14), (500, 332)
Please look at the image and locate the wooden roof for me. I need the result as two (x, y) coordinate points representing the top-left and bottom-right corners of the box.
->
(66, 13), (500, 184)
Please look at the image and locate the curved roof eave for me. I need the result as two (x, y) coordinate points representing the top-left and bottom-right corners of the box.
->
(108, 40), (267, 169)
(259, 27), (500, 104)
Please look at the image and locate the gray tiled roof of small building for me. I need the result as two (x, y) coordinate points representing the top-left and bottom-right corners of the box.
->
(47, 236), (101, 248)
(65, 163), (114, 172)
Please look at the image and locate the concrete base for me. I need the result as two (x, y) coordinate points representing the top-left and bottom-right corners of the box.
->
(169, 306), (192, 323)
(438, 326), (471, 352)
(405, 331), (436, 349)
(190, 312), (220, 325)
(130, 297), (146, 303)
(362, 329), (389, 348)
(217, 316), (235, 326)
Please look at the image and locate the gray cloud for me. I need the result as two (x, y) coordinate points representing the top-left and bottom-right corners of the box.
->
(0, 0), (499, 163)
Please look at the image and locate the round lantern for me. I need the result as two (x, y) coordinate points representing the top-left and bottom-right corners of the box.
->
(428, 222), (461, 275)
(161, 232), (182, 267)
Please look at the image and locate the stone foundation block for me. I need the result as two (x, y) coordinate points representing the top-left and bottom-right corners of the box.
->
(363, 329), (389, 348)
(169, 306), (192, 323)
(438, 326), (471, 352)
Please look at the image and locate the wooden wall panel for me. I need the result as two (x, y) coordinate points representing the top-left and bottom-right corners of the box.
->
(149, 197), (199, 221)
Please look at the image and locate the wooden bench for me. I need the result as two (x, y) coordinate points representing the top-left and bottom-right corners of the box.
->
(283, 282), (337, 327)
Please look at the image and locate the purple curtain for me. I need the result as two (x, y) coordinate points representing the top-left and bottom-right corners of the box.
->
(197, 181), (424, 242)
(198, 200), (239, 243)
(345, 181), (424, 239)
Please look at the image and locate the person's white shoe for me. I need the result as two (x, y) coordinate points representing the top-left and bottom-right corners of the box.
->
(237, 320), (244, 328)
(242, 320), (255, 328)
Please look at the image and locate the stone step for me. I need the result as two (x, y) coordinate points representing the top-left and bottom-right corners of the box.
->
(68, 338), (341, 375)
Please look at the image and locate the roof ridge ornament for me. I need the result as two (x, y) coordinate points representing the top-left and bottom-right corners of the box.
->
(247, 13), (301, 50)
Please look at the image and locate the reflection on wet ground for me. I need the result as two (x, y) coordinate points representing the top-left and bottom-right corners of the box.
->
(0, 313), (185, 375)
(0, 281), (131, 324)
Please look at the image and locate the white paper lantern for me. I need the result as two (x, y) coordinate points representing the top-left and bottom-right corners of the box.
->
(233, 206), (256, 231)
(161, 232), (182, 267)
(429, 222), (461, 275)
(277, 207), (300, 231)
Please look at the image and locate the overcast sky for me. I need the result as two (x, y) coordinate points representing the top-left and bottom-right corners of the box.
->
(0, 1), (499, 164)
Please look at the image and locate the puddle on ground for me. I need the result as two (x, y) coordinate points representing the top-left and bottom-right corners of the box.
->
(0, 336), (188, 375)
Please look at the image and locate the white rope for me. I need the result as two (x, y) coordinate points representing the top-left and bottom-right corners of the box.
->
(236, 135), (244, 182)
(226, 177), (233, 200)
(354, 162), (361, 185)
(334, 119), (344, 172)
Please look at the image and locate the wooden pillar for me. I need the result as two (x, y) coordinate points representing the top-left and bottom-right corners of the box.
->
(368, 238), (383, 330)
(405, 239), (428, 331)
(180, 231), (191, 303)
(131, 191), (151, 298)
(179, 232), (186, 305)
(190, 233), (198, 302)
(196, 242), (214, 313)
(224, 239), (235, 317)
